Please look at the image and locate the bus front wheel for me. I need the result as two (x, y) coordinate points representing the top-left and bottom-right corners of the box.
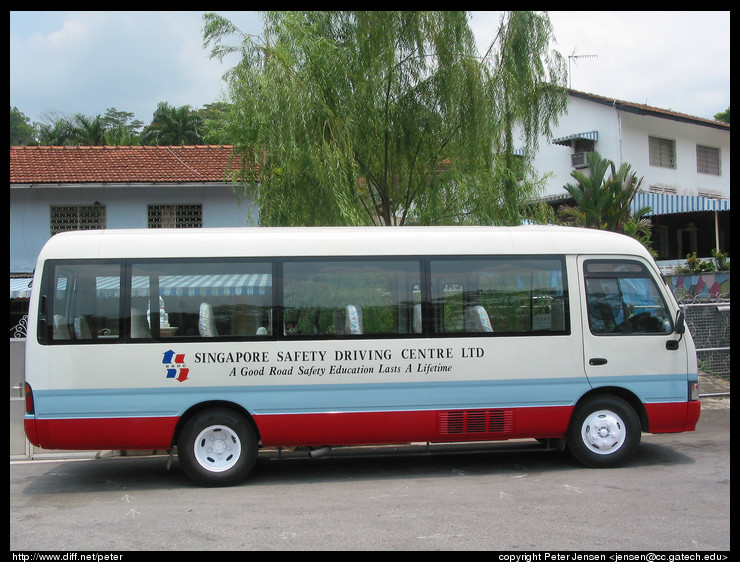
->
(178, 408), (258, 486)
(567, 395), (641, 468)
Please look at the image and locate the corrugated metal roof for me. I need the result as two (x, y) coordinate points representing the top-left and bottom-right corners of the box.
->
(632, 192), (730, 216)
(552, 130), (599, 146)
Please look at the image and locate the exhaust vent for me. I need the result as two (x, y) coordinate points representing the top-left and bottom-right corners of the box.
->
(438, 409), (513, 436)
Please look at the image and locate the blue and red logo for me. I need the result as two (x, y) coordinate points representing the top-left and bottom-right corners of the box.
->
(162, 349), (189, 382)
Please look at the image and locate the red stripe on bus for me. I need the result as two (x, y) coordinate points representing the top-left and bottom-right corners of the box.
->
(645, 401), (701, 433)
(26, 417), (179, 451)
(254, 406), (575, 447)
(25, 401), (696, 452)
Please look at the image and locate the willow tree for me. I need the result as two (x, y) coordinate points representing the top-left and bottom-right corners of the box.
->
(203, 11), (567, 226)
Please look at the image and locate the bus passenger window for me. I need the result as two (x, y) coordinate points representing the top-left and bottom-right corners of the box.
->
(464, 305), (493, 332)
(198, 303), (218, 337)
(46, 263), (123, 342)
(282, 259), (422, 337)
(130, 308), (151, 338)
(131, 261), (274, 339)
(345, 305), (363, 335)
(430, 257), (568, 335)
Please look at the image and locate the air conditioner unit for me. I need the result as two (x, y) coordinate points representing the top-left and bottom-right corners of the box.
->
(571, 152), (588, 168)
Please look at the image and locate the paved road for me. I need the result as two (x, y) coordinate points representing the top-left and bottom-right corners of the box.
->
(11, 396), (729, 552)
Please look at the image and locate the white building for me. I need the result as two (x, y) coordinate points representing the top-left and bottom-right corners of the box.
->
(10, 145), (257, 330)
(523, 90), (730, 263)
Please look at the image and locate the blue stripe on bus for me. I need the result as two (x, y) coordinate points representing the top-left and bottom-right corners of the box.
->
(31, 374), (689, 420)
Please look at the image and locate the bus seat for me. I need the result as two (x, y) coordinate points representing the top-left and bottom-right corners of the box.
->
(131, 308), (151, 338)
(413, 303), (422, 333)
(464, 305), (493, 332)
(74, 316), (93, 339)
(345, 305), (363, 335)
(53, 315), (71, 340)
(232, 307), (248, 335)
(198, 303), (218, 337)
(256, 327), (268, 335)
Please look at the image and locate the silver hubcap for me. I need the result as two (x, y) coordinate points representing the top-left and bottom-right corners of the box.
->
(580, 409), (626, 455)
(193, 425), (242, 472)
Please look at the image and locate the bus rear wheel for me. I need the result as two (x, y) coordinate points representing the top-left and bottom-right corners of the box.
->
(567, 395), (641, 468)
(178, 408), (257, 486)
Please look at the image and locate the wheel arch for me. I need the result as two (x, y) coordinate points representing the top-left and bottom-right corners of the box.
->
(573, 386), (648, 433)
(172, 400), (260, 448)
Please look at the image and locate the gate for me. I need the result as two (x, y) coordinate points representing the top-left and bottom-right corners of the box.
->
(10, 339), (27, 455)
(681, 300), (730, 380)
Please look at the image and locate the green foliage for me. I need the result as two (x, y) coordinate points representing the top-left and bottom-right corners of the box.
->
(712, 249), (730, 270)
(29, 103), (227, 147)
(713, 107), (729, 123)
(196, 102), (234, 145)
(35, 108), (144, 146)
(140, 102), (204, 146)
(10, 106), (36, 145)
(203, 11), (567, 226)
(37, 113), (104, 145)
(520, 201), (561, 225)
(556, 151), (657, 254)
(621, 216), (656, 257)
(681, 250), (730, 273)
(558, 151), (648, 231)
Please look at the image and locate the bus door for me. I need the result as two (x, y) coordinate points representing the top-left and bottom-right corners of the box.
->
(578, 257), (689, 399)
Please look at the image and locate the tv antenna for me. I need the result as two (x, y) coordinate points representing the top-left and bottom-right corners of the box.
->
(568, 48), (598, 89)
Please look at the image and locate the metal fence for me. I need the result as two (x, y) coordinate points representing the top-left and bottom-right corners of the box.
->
(679, 298), (730, 379)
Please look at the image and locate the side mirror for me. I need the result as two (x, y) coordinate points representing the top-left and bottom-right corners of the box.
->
(674, 309), (685, 335)
(666, 309), (685, 351)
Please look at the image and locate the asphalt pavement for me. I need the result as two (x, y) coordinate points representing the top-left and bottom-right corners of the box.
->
(10, 372), (730, 551)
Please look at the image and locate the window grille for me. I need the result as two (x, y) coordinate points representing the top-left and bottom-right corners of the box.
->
(148, 205), (203, 228)
(648, 136), (676, 169)
(696, 145), (721, 176)
(50, 205), (106, 235)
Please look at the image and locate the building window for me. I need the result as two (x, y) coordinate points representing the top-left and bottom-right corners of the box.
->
(50, 204), (106, 235)
(648, 136), (676, 169)
(148, 205), (203, 228)
(696, 145), (721, 176)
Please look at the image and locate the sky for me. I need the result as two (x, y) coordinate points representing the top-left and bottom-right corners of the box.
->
(10, 11), (730, 128)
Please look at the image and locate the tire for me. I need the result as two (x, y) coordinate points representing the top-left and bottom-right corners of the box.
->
(567, 395), (641, 468)
(178, 408), (258, 486)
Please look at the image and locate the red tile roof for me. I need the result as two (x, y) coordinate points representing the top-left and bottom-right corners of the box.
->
(569, 89), (730, 131)
(10, 145), (241, 184)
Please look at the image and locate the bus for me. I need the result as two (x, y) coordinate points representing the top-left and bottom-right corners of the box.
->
(23, 226), (701, 486)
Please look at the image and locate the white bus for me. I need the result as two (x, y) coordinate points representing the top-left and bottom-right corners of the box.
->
(24, 226), (700, 486)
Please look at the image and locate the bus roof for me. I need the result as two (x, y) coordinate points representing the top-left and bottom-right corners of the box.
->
(36, 225), (651, 261)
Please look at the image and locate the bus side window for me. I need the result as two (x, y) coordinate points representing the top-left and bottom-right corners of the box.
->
(584, 260), (672, 335)
(52, 315), (71, 340)
(345, 305), (363, 335)
(47, 263), (122, 342)
(430, 257), (568, 335)
(585, 278), (620, 333)
(282, 259), (422, 337)
(198, 303), (218, 337)
(130, 308), (151, 338)
(131, 262), (273, 339)
(464, 305), (493, 332)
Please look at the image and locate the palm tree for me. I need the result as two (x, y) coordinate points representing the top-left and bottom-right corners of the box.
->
(38, 113), (106, 145)
(558, 151), (650, 233)
(140, 102), (204, 146)
(71, 114), (107, 145)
